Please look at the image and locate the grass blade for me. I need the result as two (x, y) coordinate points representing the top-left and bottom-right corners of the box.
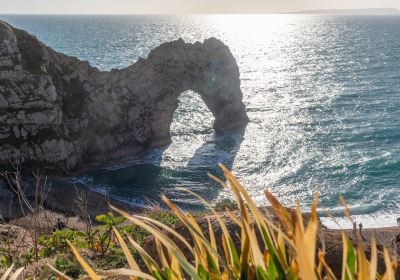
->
(112, 227), (140, 270)
(0, 264), (14, 280)
(9, 267), (24, 280)
(66, 240), (100, 280)
(46, 263), (73, 280)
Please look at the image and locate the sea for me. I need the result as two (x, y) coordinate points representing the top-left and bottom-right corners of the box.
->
(1, 14), (400, 228)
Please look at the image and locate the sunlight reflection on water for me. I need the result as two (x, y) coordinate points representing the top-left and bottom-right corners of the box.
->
(3, 14), (400, 227)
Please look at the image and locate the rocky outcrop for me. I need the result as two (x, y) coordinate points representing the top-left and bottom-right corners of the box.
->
(0, 20), (248, 173)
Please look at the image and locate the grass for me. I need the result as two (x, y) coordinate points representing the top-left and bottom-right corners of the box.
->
(44, 164), (397, 279)
(0, 206), (179, 278)
(0, 264), (24, 279)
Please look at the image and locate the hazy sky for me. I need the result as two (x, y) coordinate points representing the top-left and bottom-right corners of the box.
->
(2, 0), (400, 14)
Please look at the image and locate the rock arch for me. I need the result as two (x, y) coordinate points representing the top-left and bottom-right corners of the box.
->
(130, 38), (249, 145)
(0, 21), (248, 173)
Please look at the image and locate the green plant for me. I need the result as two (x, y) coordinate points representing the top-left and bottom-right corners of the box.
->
(87, 212), (127, 256)
(0, 255), (7, 268)
(130, 208), (179, 244)
(55, 254), (82, 278)
(130, 224), (150, 245)
(52, 164), (398, 279)
(97, 248), (127, 270)
(38, 228), (84, 258)
(214, 198), (238, 212)
(146, 209), (178, 226)
(0, 223), (32, 269)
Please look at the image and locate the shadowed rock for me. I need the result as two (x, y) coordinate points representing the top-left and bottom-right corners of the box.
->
(0, 20), (248, 173)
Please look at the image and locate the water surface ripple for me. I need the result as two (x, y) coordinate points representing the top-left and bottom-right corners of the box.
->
(2, 15), (400, 228)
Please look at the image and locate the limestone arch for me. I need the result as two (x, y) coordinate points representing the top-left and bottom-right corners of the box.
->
(0, 19), (249, 172)
(131, 37), (250, 148)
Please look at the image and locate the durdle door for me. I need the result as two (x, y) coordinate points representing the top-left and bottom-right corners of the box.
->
(0, 20), (249, 173)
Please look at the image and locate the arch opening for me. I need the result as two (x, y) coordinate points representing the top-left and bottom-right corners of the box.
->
(170, 90), (214, 137)
(157, 90), (215, 168)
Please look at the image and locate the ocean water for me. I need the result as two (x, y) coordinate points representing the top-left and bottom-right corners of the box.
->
(1, 14), (400, 228)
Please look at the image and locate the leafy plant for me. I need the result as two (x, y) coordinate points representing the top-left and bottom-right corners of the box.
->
(146, 209), (178, 227)
(97, 248), (127, 270)
(128, 208), (179, 245)
(52, 164), (398, 279)
(214, 198), (238, 212)
(38, 229), (84, 258)
(88, 212), (127, 256)
(55, 254), (82, 278)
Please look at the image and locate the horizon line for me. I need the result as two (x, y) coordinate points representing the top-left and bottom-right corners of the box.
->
(1, 7), (400, 16)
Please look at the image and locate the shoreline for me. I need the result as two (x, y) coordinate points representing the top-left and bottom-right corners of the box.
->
(2, 174), (398, 232)
(0, 178), (143, 221)
(321, 214), (400, 229)
(82, 183), (400, 231)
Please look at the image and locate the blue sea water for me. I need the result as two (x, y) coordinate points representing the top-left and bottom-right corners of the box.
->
(1, 14), (400, 228)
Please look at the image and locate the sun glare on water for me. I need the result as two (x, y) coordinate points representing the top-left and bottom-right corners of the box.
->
(14, 13), (396, 227)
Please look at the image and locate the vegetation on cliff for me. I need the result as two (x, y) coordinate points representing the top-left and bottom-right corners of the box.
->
(1, 164), (398, 279)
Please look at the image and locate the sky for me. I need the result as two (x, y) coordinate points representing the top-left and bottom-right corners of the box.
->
(1, 0), (400, 14)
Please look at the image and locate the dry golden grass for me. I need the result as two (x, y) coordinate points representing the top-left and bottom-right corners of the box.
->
(0, 264), (24, 280)
(41, 164), (397, 279)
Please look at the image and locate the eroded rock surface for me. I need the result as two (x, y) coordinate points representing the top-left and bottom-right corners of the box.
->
(0, 20), (248, 173)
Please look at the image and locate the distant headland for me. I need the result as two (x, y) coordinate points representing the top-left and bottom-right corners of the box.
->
(292, 7), (400, 15)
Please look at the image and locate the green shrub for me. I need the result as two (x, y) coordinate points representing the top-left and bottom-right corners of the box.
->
(146, 209), (178, 226)
(214, 198), (238, 211)
(55, 254), (82, 278)
(38, 229), (84, 258)
(97, 249), (127, 270)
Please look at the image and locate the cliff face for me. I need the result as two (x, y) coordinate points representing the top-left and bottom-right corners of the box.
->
(0, 20), (248, 173)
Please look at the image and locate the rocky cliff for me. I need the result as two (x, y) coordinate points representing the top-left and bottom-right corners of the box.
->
(0, 20), (248, 173)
